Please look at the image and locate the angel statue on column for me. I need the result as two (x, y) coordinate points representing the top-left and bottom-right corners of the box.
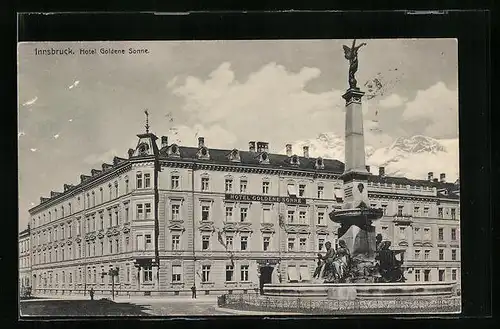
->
(343, 39), (367, 89)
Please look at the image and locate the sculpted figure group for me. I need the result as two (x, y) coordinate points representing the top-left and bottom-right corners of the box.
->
(313, 234), (406, 283)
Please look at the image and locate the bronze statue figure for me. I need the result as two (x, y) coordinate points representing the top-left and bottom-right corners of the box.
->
(375, 241), (406, 283)
(313, 240), (351, 283)
(343, 39), (367, 89)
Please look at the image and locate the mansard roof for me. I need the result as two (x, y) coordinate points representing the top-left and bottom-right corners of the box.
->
(159, 146), (345, 173)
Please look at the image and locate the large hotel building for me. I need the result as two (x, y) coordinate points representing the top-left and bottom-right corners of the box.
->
(23, 131), (460, 296)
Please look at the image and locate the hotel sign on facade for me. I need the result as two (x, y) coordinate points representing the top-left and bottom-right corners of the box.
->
(224, 194), (306, 205)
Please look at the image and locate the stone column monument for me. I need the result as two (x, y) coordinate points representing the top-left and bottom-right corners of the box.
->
(329, 40), (383, 282)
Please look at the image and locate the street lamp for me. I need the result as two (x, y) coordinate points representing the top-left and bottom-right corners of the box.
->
(101, 267), (119, 300)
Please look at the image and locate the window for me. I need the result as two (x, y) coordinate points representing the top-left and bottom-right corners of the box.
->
(262, 181), (270, 194)
(452, 269), (457, 281)
(423, 207), (429, 217)
(299, 238), (307, 251)
(424, 270), (430, 282)
(92, 192), (95, 207)
(126, 266), (131, 282)
(225, 265), (234, 281)
(287, 184), (297, 196)
(115, 239), (120, 253)
(439, 249), (444, 260)
(226, 236), (233, 250)
(240, 265), (249, 281)
(438, 269), (445, 282)
(451, 249), (457, 261)
(225, 179), (233, 192)
(136, 235), (144, 251)
(201, 205), (210, 221)
(240, 236), (248, 251)
(143, 265), (153, 282)
(318, 238), (325, 251)
(124, 207), (129, 223)
(100, 241), (104, 255)
(224, 206), (233, 221)
(397, 205), (404, 216)
(172, 235), (180, 250)
(61, 205), (65, 218)
(99, 213), (104, 230)
(108, 185), (112, 200)
(287, 210), (295, 223)
(287, 265), (299, 282)
(125, 237), (129, 251)
(415, 269), (421, 281)
(451, 228), (457, 241)
(299, 211), (306, 224)
(172, 265), (182, 282)
(262, 208), (271, 223)
(125, 179), (129, 193)
(451, 208), (456, 220)
(438, 228), (444, 241)
(77, 219), (81, 235)
(202, 265), (211, 282)
(62, 271), (65, 284)
(145, 234), (152, 250)
(399, 227), (406, 239)
(202, 235), (210, 250)
(263, 236), (270, 251)
(317, 186), (324, 198)
(69, 272), (72, 284)
(298, 184), (306, 197)
(136, 173), (143, 189)
(201, 177), (209, 191)
(288, 237), (295, 251)
(115, 182), (119, 197)
(414, 227), (421, 240)
(438, 207), (443, 218)
(381, 204), (388, 215)
(240, 208), (248, 222)
(136, 204), (143, 220)
(169, 174), (180, 189)
(240, 179), (247, 193)
(414, 249), (420, 260)
(145, 203), (151, 219)
(144, 174), (151, 188)
(317, 212), (325, 225)
(413, 206), (420, 217)
(424, 228), (431, 240)
(424, 250), (430, 260)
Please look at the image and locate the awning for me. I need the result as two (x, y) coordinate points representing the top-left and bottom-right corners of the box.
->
(172, 265), (182, 275)
(287, 266), (299, 281)
(299, 266), (311, 281)
(287, 185), (297, 196)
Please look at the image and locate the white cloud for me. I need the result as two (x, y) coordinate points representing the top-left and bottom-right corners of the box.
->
(167, 76), (178, 89)
(172, 62), (345, 149)
(378, 94), (407, 108)
(401, 82), (458, 138)
(166, 124), (237, 149)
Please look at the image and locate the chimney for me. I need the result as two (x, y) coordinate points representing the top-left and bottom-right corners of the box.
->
(249, 141), (256, 152)
(433, 178), (438, 183)
(440, 173), (446, 183)
(303, 146), (310, 158)
(428, 172), (433, 181)
(263, 142), (269, 153)
(366, 165), (371, 173)
(256, 142), (265, 153)
(128, 148), (134, 158)
(379, 166), (385, 177)
(286, 144), (292, 157)
(161, 136), (168, 148)
(198, 137), (205, 148)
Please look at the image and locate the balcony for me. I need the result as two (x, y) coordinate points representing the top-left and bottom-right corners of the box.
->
(392, 214), (413, 225)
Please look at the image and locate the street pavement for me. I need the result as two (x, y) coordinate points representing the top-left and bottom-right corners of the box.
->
(22, 294), (299, 316)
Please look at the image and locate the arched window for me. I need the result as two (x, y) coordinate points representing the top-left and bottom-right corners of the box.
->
(68, 203), (72, 215)
(114, 181), (119, 198)
(61, 205), (65, 218)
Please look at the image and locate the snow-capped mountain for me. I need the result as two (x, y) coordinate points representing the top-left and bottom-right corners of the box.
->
(282, 133), (459, 182)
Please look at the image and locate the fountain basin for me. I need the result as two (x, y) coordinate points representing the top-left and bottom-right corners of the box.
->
(330, 208), (383, 223)
(263, 281), (458, 299)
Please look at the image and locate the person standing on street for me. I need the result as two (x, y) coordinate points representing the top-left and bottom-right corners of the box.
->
(89, 287), (95, 301)
(191, 285), (197, 299)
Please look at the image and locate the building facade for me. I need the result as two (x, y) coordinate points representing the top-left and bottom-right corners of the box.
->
(19, 227), (31, 293)
(27, 133), (460, 296)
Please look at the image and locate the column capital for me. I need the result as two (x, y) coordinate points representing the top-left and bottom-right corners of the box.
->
(342, 88), (365, 106)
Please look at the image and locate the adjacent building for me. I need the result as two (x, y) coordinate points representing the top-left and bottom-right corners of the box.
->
(19, 226), (31, 293)
(26, 131), (460, 296)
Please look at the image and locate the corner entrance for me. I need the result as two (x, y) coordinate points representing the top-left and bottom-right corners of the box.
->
(259, 266), (274, 295)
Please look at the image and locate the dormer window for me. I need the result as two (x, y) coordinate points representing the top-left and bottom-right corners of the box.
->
(315, 157), (324, 169)
(168, 144), (180, 157)
(197, 147), (210, 160)
(290, 155), (300, 166)
(259, 152), (270, 164)
(228, 149), (241, 162)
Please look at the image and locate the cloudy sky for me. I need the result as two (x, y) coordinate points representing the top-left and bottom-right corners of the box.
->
(18, 39), (458, 229)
